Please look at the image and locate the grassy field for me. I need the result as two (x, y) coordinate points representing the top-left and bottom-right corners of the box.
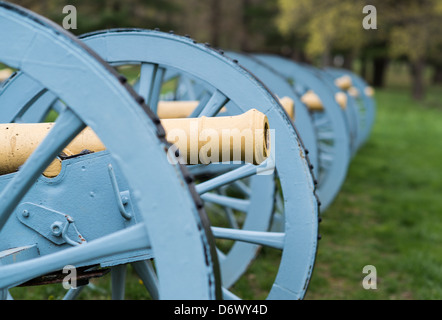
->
(305, 84), (442, 299)
(6, 65), (442, 300)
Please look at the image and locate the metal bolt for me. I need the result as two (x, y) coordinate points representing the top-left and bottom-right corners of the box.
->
(51, 221), (64, 237)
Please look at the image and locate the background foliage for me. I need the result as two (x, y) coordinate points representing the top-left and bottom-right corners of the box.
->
(9, 0), (442, 100)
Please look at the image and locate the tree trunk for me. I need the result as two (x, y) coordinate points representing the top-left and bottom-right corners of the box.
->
(321, 42), (332, 67)
(360, 56), (368, 82)
(210, 0), (221, 48)
(432, 64), (442, 84)
(240, 0), (251, 52)
(410, 58), (426, 101)
(372, 57), (388, 88)
(342, 52), (354, 71)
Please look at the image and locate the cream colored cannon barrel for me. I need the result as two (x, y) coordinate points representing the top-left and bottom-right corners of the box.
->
(364, 86), (375, 97)
(334, 75), (361, 98)
(301, 90), (324, 111)
(301, 90), (348, 111)
(348, 86), (360, 98)
(0, 68), (13, 81)
(334, 75), (352, 91)
(163, 109), (269, 165)
(335, 91), (348, 109)
(157, 96), (294, 120)
(157, 100), (200, 119)
(278, 96), (295, 120)
(0, 109), (269, 177)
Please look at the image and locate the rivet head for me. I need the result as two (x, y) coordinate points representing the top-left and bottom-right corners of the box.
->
(121, 196), (129, 205)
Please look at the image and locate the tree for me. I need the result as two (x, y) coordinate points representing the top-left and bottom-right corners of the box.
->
(9, 0), (181, 35)
(276, 0), (367, 68)
(377, 0), (442, 100)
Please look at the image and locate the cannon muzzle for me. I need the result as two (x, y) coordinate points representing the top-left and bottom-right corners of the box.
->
(334, 75), (352, 91)
(301, 90), (348, 111)
(301, 90), (323, 111)
(348, 86), (359, 98)
(364, 86), (375, 97)
(0, 68), (13, 81)
(0, 109), (269, 177)
(334, 92), (348, 109)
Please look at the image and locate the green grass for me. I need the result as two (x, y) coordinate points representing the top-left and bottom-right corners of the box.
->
(305, 85), (442, 299)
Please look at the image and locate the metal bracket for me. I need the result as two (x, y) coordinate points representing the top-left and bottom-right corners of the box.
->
(108, 164), (132, 220)
(17, 203), (87, 246)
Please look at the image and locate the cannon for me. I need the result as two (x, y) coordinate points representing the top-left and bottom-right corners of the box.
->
(325, 68), (376, 147)
(0, 68), (12, 82)
(0, 1), (222, 300)
(0, 3), (319, 300)
(0, 110), (270, 174)
(231, 54), (351, 212)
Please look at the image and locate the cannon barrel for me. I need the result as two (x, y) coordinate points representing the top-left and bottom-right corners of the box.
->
(0, 68), (13, 81)
(334, 92), (348, 109)
(157, 96), (294, 120)
(364, 86), (375, 97)
(334, 75), (352, 91)
(301, 90), (347, 111)
(0, 109), (269, 177)
(301, 90), (324, 111)
(334, 75), (364, 98)
(278, 96), (295, 119)
(348, 86), (359, 98)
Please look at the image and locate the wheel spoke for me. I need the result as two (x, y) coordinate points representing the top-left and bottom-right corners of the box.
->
(0, 108), (85, 231)
(196, 164), (256, 195)
(111, 264), (127, 300)
(216, 248), (226, 262)
(195, 158), (274, 195)
(148, 66), (165, 114)
(0, 224), (150, 289)
(319, 152), (334, 164)
(201, 193), (250, 213)
(231, 180), (251, 197)
(312, 115), (331, 128)
(19, 92), (58, 123)
(189, 89), (229, 118)
(316, 130), (335, 141)
(137, 62), (161, 111)
(218, 188), (240, 229)
(211, 227), (285, 250)
(318, 142), (334, 154)
(222, 287), (241, 300)
(11, 89), (53, 123)
(132, 260), (159, 300)
(187, 163), (243, 178)
(62, 285), (85, 300)
(177, 75), (197, 100)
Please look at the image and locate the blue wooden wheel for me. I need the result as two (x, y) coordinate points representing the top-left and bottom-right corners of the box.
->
(307, 66), (362, 156)
(220, 52), (319, 232)
(325, 67), (376, 147)
(254, 54), (351, 212)
(165, 51), (320, 233)
(2, 28), (319, 299)
(0, 2), (221, 300)
(225, 52), (319, 177)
